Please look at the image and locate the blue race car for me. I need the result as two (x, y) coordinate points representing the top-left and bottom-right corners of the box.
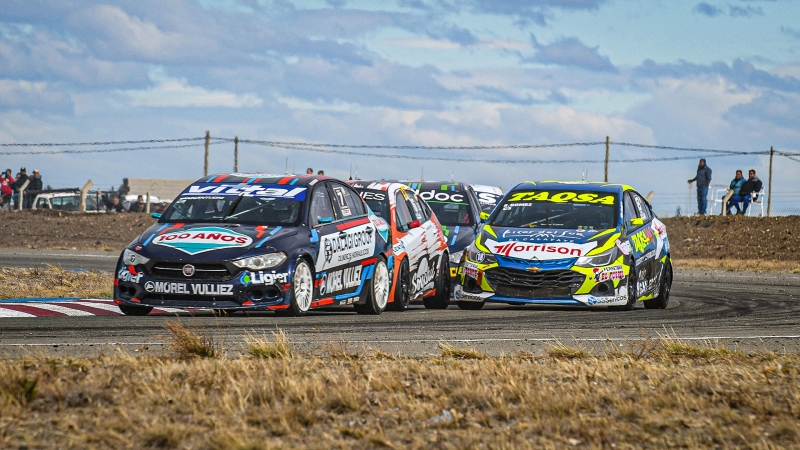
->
(114, 174), (392, 316)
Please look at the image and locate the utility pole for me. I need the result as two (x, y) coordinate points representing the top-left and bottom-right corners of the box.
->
(767, 145), (774, 217)
(604, 136), (610, 182)
(233, 136), (239, 172)
(203, 130), (210, 177)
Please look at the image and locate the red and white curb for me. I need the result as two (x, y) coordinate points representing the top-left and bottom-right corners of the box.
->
(0, 299), (192, 318)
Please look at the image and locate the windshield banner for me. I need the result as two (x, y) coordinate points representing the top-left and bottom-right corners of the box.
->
(507, 191), (615, 205)
(182, 183), (306, 200)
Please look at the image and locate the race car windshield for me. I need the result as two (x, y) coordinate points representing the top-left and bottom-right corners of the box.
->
(491, 190), (618, 230)
(355, 190), (390, 220)
(161, 195), (303, 225)
(426, 200), (473, 226)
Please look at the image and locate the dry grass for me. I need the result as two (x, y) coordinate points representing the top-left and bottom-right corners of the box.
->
(0, 336), (799, 448)
(245, 330), (292, 359)
(438, 341), (486, 359)
(0, 266), (111, 300)
(673, 258), (800, 273)
(163, 320), (219, 359)
(546, 341), (589, 359)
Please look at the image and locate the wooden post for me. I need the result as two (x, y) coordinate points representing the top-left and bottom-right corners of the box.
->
(767, 145), (774, 217)
(17, 179), (30, 211)
(145, 192), (151, 214)
(79, 179), (93, 213)
(604, 136), (610, 182)
(234, 136), (239, 173)
(203, 130), (210, 177)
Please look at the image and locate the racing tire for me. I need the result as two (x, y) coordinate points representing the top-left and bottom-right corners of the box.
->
(423, 256), (450, 310)
(457, 301), (484, 310)
(355, 256), (390, 315)
(609, 273), (637, 311)
(118, 304), (153, 316)
(387, 258), (410, 312)
(279, 259), (314, 317)
(645, 261), (672, 310)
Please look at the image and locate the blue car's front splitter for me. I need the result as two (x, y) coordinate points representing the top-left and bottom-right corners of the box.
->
(484, 296), (585, 306)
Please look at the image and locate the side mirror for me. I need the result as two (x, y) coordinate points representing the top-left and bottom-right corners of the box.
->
(318, 217), (333, 224)
(629, 218), (644, 227)
(480, 211), (490, 223)
(408, 219), (421, 229)
(151, 213), (162, 219)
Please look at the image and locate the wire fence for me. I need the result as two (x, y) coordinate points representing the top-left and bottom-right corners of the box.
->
(1, 134), (798, 216)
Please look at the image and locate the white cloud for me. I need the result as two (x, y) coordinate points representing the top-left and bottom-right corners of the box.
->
(123, 79), (263, 108)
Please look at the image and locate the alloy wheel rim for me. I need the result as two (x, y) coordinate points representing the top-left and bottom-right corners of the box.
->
(294, 262), (312, 311)
(374, 261), (390, 309)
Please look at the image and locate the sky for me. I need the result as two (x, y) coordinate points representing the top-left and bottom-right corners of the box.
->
(1, 0), (799, 215)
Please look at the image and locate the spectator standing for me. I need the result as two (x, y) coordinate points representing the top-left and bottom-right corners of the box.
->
(128, 195), (145, 213)
(317, 170), (325, 176)
(13, 168), (28, 209)
(306, 168), (313, 175)
(0, 169), (13, 210)
(98, 190), (125, 212)
(687, 159), (712, 215)
(25, 169), (43, 209)
(722, 170), (745, 215)
(738, 169), (763, 215)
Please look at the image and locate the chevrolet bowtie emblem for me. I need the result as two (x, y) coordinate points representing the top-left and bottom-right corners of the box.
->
(526, 267), (541, 272)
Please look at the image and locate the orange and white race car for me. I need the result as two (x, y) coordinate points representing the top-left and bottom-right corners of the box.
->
(348, 181), (451, 310)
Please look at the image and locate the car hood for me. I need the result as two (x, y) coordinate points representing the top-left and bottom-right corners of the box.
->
(133, 222), (300, 261)
(478, 225), (619, 261)
(441, 224), (477, 254)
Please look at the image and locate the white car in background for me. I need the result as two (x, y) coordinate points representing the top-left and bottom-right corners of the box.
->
(32, 189), (101, 212)
(471, 185), (504, 214)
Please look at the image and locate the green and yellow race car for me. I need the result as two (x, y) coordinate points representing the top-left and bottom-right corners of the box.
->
(454, 181), (672, 310)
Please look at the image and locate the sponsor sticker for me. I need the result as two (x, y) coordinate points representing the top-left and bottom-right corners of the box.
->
(592, 264), (625, 282)
(359, 191), (386, 201)
(485, 238), (597, 260)
(241, 271), (289, 286)
(412, 257), (437, 293)
(183, 183), (306, 199)
(507, 191), (616, 205)
(418, 190), (465, 203)
(615, 239), (632, 256)
(316, 223), (374, 271)
(636, 250), (656, 266)
(631, 227), (655, 254)
(500, 229), (598, 243)
(117, 267), (142, 283)
(477, 192), (502, 206)
(454, 285), (490, 302)
(319, 266), (362, 296)
(154, 227), (253, 255)
(462, 261), (479, 279)
(143, 281), (234, 296)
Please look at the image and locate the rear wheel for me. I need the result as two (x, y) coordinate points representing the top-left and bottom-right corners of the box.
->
(280, 259), (313, 317)
(355, 257), (390, 315)
(118, 304), (153, 316)
(645, 261), (672, 310)
(387, 258), (410, 312)
(423, 256), (450, 310)
(609, 272), (637, 311)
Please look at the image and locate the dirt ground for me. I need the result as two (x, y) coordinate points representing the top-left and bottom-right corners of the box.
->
(0, 210), (797, 262)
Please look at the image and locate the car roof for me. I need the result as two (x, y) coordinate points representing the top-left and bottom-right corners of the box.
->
(194, 173), (333, 187)
(347, 180), (408, 193)
(509, 181), (632, 194)
(404, 181), (471, 192)
(471, 184), (504, 194)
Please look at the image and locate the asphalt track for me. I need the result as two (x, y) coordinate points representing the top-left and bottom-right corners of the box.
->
(0, 250), (799, 357)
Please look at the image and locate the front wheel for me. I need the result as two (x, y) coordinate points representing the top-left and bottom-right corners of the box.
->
(355, 257), (390, 315)
(118, 304), (153, 316)
(280, 259), (313, 317)
(644, 261), (672, 309)
(457, 301), (484, 310)
(423, 256), (450, 310)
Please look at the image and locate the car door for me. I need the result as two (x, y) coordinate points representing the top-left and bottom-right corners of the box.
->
(319, 182), (374, 298)
(625, 191), (658, 296)
(394, 189), (432, 296)
(309, 182), (340, 279)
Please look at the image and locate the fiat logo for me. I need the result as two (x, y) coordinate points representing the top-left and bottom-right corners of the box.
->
(182, 264), (195, 277)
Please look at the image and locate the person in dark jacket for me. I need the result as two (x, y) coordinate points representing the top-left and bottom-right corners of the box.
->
(128, 195), (145, 213)
(97, 190), (125, 212)
(24, 169), (43, 209)
(13, 168), (28, 209)
(723, 170), (745, 215)
(687, 158), (712, 215)
(739, 169), (763, 215)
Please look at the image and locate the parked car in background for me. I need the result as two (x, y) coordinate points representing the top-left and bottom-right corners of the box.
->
(404, 181), (484, 298)
(31, 189), (101, 212)
(348, 181), (451, 310)
(472, 184), (504, 214)
(455, 181), (672, 311)
(114, 174), (392, 316)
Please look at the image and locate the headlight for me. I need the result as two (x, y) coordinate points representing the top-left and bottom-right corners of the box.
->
(466, 244), (496, 264)
(449, 251), (463, 264)
(122, 248), (150, 266)
(232, 252), (287, 270)
(575, 248), (618, 268)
